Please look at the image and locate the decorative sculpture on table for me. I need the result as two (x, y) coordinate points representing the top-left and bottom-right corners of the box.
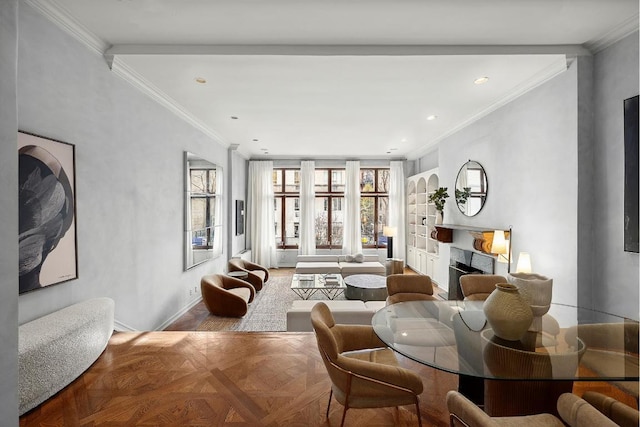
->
(483, 283), (533, 341)
(508, 272), (553, 332)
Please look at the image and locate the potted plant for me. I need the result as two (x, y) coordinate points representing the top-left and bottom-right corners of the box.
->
(429, 187), (449, 224)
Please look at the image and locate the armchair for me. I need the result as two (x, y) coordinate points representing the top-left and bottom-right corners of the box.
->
(581, 391), (639, 427)
(228, 258), (269, 291)
(447, 390), (618, 427)
(200, 274), (255, 317)
(458, 275), (506, 301)
(386, 274), (436, 305)
(310, 302), (424, 427)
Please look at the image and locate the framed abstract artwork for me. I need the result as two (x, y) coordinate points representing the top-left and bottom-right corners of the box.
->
(18, 131), (78, 294)
(624, 95), (639, 253)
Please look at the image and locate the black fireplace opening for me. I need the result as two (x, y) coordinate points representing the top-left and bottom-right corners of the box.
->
(445, 248), (494, 300)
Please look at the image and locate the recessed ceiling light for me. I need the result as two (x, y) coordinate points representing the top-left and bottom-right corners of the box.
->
(401, 138), (407, 143)
(230, 116), (238, 120)
(194, 77), (207, 84)
(252, 138), (259, 142)
(261, 148), (268, 151)
(389, 148), (398, 151)
(426, 115), (438, 121)
(386, 151), (391, 154)
(474, 76), (490, 85)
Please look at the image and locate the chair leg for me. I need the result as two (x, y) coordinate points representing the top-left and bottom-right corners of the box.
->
(415, 401), (423, 427)
(340, 404), (348, 427)
(326, 389), (333, 418)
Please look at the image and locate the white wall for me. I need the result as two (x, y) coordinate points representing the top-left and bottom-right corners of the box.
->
(17, 4), (231, 330)
(419, 59), (581, 306)
(592, 32), (640, 319)
(229, 149), (248, 256)
(0, 0), (19, 424)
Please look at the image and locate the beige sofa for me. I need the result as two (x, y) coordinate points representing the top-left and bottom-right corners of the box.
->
(295, 254), (385, 277)
(287, 299), (386, 331)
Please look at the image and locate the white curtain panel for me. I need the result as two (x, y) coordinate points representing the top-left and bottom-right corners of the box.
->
(184, 163), (193, 268)
(342, 161), (362, 254)
(212, 165), (224, 256)
(299, 161), (316, 255)
(248, 161), (277, 268)
(389, 161), (406, 260)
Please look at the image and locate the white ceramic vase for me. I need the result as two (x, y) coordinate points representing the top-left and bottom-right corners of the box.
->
(435, 211), (443, 225)
(482, 283), (533, 341)
(507, 272), (553, 331)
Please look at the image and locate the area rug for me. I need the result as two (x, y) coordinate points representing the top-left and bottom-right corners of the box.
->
(196, 273), (346, 332)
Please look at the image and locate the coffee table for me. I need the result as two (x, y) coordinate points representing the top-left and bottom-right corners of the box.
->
(344, 274), (387, 301)
(290, 273), (346, 300)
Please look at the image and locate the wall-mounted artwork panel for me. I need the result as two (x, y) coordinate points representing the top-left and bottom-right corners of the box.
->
(18, 131), (77, 294)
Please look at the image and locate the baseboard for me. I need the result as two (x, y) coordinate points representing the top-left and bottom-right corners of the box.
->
(113, 296), (203, 332)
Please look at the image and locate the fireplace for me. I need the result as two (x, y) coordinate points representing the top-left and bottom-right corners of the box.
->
(447, 247), (494, 300)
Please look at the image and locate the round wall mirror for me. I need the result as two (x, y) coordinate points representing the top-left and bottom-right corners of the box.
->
(455, 160), (488, 217)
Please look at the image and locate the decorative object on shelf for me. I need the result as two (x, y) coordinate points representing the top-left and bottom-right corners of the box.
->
(434, 226), (453, 243)
(422, 217), (427, 225)
(490, 227), (512, 273)
(429, 187), (449, 224)
(483, 283), (533, 341)
(383, 226), (396, 259)
(516, 252), (532, 273)
(455, 160), (488, 217)
(507, 272), (552, 332)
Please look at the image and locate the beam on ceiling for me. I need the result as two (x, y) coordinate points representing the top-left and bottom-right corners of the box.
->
(105, 44), (592, 57)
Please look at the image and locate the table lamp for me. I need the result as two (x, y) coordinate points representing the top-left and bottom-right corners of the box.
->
(491, 227), (512, 273)
(383, 226), (396, 259)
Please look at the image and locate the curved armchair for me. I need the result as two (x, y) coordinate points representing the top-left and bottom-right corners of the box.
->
(581, 391), (639, 427)
(200, 274), (255, 317)
(310, 302), (424, 427)
(386, 274), (436, 305)
(447, 390), (618, 427)
(228, 258), (269, 291)
(459, 275), (506, 301)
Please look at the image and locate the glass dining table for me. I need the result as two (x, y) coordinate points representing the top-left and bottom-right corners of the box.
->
(372, 300), (639, 417)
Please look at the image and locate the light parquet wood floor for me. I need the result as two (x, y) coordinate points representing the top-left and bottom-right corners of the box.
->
(20, 331), (457, 427)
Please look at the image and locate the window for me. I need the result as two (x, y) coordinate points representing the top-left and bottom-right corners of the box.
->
(274, 167), (389, 249)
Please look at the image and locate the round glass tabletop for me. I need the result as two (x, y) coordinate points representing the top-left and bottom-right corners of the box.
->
(371, 300), (639, 382)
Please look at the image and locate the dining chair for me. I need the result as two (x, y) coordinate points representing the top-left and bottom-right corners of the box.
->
(310, 302), (424, 427)
(386, 274), (437, 304)
(447, 390), (619, 427)
(458, 274), (506, 301)
(228, 258), (269, 291)
(581, 391), (639, 427)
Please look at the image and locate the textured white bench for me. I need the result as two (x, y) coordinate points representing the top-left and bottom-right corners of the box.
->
(19, 297), (114, 415)
(286, 299), (386, 332)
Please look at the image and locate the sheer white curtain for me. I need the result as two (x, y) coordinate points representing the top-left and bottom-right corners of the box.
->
(248, 161), (277, 268)
(342, 161), (362, 254)
(299, 161), (316, 255)
(389, 161), (406, 260)
(212, 165), (224, 256)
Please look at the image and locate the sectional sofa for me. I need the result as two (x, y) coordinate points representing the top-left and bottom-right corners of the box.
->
(295, 254), (386, 277)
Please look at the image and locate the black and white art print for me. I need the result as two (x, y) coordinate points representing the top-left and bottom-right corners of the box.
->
(18, 131), (77, 294)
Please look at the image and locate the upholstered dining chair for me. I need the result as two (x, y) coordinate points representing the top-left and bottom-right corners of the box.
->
(581, 391), (640, 427)
(386, 274), (437, 305)
(200, 274), (255, 317)
(458, 274), (507, 301)
(446, 390), (619, 427)
(310, 302), (424, 427)
(227, 258), (269, 291)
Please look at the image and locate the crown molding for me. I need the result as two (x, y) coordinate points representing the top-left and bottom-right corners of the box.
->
(407, 56), (569, 160)
(106, 43), (591, 57)
(584, 13), (639, 54)
(25, 0), (108, 55)
(108, 56), (229, 147)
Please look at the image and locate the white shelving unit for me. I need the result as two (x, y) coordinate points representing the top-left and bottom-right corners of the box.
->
(406, 168), (441, 284)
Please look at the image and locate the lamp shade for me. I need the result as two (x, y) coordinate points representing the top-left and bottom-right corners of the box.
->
(516, 252), (532, 273)
(383, 226), (396, 237)
(490, 230), (507, 254)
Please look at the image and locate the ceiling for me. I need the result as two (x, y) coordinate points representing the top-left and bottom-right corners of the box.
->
(33, 0), (639, 159)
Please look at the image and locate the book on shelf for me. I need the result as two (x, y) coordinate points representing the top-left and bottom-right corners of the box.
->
(296, 274), (315, 281)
